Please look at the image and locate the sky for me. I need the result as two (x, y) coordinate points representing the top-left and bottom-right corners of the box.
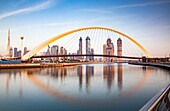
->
(0, 0), (170, 57)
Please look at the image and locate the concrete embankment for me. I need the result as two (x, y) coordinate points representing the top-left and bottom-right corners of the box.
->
(0, 63), (89, 69)
(129, 62), (170, 70)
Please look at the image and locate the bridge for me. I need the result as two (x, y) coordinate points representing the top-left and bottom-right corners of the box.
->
(31, 54), (142, 59)
(31, 54), (169, 60)
(22, 27), (152, 61)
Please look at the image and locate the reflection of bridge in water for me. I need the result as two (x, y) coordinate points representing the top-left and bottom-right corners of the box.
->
(3, 64), (153, 101)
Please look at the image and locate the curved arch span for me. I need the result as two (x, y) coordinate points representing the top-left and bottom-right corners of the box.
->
(22, 27), (152, 60)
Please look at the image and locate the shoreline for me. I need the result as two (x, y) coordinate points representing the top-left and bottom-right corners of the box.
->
(128, 62), (170, 70)
(0, 62), (115, 69)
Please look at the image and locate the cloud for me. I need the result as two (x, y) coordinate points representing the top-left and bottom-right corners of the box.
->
(45, 17), (110, 26)
(114, 1), (170, 8)
(45, 21), (80, 26)
(0, 0), (53, 20)
(78, 9), (112, 13)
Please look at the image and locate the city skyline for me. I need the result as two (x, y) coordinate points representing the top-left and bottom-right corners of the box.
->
(0, 0), (170, 57)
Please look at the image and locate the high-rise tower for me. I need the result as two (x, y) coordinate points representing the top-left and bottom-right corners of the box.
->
(86, 36), (90, 60)
(20, 37), (24, 59)
(9, 47), (13, 57)
(7, 29), (10, 56)
(117, 38), (122, 61)
(14, 47), (17, 57)
(103, 38), (114, 62)
(79, 37), (82, 59)
(24, 47), (27, 55)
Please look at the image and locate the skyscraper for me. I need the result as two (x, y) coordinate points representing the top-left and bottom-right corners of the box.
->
(60, 46), (63, 55)
(51, 45), (58, 55)
(57, 46), (59, 60)
(90, 48), (94, 61)
(86, 36), (90, 61)
(20, 37), (24, 59)
(64, 48), (67, 59)
(46, 48), (51, 55)
(17, 50), (21, 57)
(60, 46), (63, 59)
(9, 47), (13, 57)
(117, 38), (122, 61)
(103, 38), (114, 62)
(24, 47), (27, 55)
(103, 44), (107, 61)
(14, 47), (17, 57)
(45, 48), (51, 59)
(79, 37), (83, 59)
(7, 29), (10, 56)
(51, 45), (58, 59)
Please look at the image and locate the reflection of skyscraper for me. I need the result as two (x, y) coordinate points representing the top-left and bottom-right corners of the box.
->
(117, 64), (123, 90)
(86, 37), (90, 61)
(7, 29), (10, 56)
(103, 38), (114, 62)
(117, 38), (122, 61)
(77, 66), (83, 91)
(86, 65), (94, 93)
(103, 65), (115, 91)
(79, 37), (82, 59)
(64, 68), (67, 77)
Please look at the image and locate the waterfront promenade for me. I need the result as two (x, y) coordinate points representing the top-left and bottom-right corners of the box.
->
(0, 63), (89, 69)
(129, 62), (170, 70)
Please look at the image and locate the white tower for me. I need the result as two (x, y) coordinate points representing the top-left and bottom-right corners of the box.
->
(20, 37), (24, 59)
(7, 29), (10, 56)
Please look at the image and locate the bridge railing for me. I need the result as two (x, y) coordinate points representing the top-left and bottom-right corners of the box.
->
(140, 82), (170, 111)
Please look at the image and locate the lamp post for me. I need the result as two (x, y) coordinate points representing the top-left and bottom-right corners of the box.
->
(20, 37), (24, 60)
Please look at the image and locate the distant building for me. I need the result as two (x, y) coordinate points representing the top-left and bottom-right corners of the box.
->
(51, 45), (58, 59)
(64, 48), (67, 59)
(103, 38), (114, 62)
(51, 45), (58, 55)
(17, 50), (21, 57)
(46, 48), (50, 55)
(24, 47), (27, 55)
(77, 50), (79, 56)
(90, 48), (94, 61)
(40, 51), (46, 56)
(9, 47), (13, 57)
(60, 46), (63, 59)
(117, 38), (122, 61)
(79, 37), (83, 59)
(7, 29), (10, 56)
(60, 47), (63, 55)
(14, 47), (17, 57)
(86, 36), (90, 61)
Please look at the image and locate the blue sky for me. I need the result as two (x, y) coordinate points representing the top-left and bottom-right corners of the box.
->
(0, 0), (170, 57)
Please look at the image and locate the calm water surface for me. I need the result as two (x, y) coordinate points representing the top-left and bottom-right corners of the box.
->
(0, 63), (169, 111)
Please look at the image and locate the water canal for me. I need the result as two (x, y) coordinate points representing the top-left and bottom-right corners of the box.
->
(0, 63), (169, 111)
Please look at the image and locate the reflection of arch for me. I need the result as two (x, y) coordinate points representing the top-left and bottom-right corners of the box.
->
(3, 66), (152, 102)
(25, 72), (75, 101)
(123, 67), (152, 96)
(22, 27), (152, 60)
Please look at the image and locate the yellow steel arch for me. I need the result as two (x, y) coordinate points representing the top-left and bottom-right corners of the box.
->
(22, 27), (152, 60)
